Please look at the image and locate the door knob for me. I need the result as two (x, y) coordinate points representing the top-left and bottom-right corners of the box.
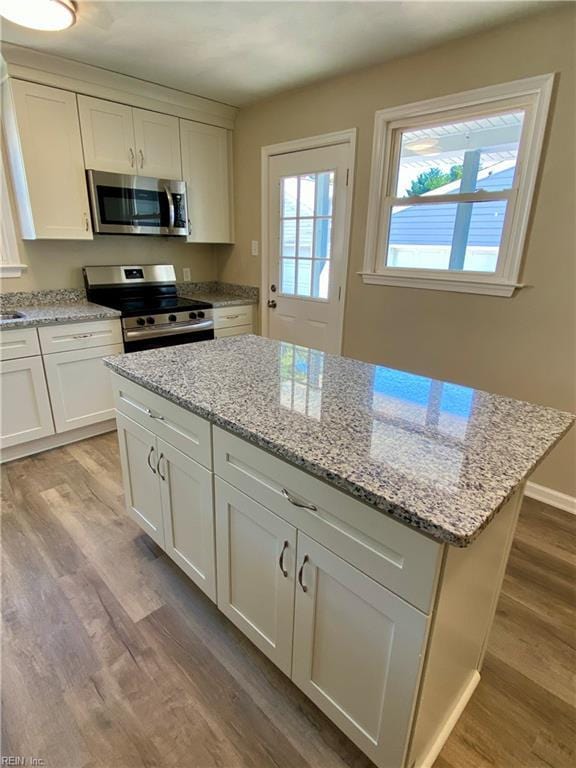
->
(270, 284), (277, 292)
(267, 299), (277, 309)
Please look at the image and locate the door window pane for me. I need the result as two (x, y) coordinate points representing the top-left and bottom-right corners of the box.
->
(386, 200), (507, 272)
(279, 171), (335, 299)
(395, 111), (524, 198)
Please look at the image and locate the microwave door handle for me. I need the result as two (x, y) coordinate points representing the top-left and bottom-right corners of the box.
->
(164, 186), (175, 229)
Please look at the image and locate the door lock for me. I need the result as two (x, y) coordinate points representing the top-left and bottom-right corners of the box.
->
(270, 284), (277, 292)
(267, 299), (277, 309)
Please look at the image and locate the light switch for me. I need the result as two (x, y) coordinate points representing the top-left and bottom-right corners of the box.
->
(183, 267), (191, 281)
(251, 240), (259, 257)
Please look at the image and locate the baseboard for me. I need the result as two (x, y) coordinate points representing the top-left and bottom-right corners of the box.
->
(0, 420), (116, 463)
(525, 481), (576, 515)
(413, 671), (480, 768)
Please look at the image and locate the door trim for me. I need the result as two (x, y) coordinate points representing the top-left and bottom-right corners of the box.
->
(260, 129), (357, 350)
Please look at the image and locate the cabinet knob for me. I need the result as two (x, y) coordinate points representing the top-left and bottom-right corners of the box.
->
(298, 555), (309, 592)
(139, 149), (144, 168)
(129, 147), (135, 167)
(279, 540), (289, 577)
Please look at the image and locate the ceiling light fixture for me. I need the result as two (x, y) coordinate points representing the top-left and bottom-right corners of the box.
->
(0, 0), (77, 32)
(405, 139), (438, 153)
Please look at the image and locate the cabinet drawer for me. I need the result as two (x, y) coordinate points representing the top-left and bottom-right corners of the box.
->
(213, 305), (254, 329)
(0, 327), (40, 360)
(111, 373), (212, 469)
(214, 427), (441, 613)
(38, 320), (122, 354)
(215, 324), (252, 339)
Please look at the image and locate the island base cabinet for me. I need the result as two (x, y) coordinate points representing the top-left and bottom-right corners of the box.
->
(116, 413), (217, 601)
(292, 534), (430, 768)
(160, 439), (216, 602)
(215, 479), (296, 675)
(0, 356), (55, 448)
(116, 413), (165, 547)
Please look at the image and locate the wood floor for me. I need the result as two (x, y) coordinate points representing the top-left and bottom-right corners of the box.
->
(1, 432), (575, 768)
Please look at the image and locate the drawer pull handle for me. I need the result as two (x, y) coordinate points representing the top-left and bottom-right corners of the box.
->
(147, 446), (157, 474)
(281, 488), (317, 512)
(72, 333), (93, 339)
(225, 314), (240, 320)
(279, 540), (289, 577)
(157, 452), (166, 481)
(143, 407), (165, 421)
(298, 555), (309, 593)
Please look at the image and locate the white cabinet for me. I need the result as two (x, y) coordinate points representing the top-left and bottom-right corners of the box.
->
(77, 96), (135, 174)
(2, 79), (92, 239)
(215, 478), (296, 674)
(213, 305), (254, 338)
(0, 356), (55, 448)
(116, 413), (165, 547)
(78, 95), (181, 179)
(43, 343), (123, 433)
(292, 534), (428, 768)
(180, 119), (233, 243)
(160, 438), (216, 600)
(0, 327), (40, 360)
(115, 408), (217, 601)
(133, 108), (181, 179)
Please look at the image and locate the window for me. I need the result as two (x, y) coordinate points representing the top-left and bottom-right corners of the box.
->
(1, 141), (26, 278)
(362, 75), (554, 296)
(279, 171), (334, 299)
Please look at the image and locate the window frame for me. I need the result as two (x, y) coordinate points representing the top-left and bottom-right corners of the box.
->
(361, 74), (554, 297)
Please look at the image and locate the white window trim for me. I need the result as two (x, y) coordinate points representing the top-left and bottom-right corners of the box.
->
(361, 74), (555, 297)
(1, 142), (27, 278)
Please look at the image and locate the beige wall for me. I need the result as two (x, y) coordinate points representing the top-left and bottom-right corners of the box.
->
(220, 6), (576, 496)
(2, 237), (217, 293)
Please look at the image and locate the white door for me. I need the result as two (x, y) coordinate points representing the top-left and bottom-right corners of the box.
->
(158, 439), (216, 602)
(116, 413), (164, 547)
(215, 479), (297, 675)
(0, 356), (55, 449)
(292, 534), (429, 768)
(180, 120), (232, 243)
(133, 108), (181, 179)
(43, 343), (122, 433)
(8, 80), (92, 239)
(78, 95), (136, 174)
(266, 143), (352, 353)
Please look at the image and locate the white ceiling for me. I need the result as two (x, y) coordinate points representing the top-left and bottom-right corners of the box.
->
(0, 1), (551, 106)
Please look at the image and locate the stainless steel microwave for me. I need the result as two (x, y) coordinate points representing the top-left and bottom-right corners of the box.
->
(86, 170), (188, 236)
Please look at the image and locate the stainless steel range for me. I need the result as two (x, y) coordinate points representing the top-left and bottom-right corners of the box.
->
(83, 264), (214, 352)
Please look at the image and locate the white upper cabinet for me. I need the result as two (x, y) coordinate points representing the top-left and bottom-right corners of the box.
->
(78, 95), (181, 178)
(78, 95), (136, 174)
(180, 120), (233, 243)
(2, 80), (92, 240)
(133, 108), (181, 179)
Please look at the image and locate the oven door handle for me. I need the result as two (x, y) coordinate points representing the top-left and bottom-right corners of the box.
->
(124, 320), (213, 341)
(164, 185), (175, 229)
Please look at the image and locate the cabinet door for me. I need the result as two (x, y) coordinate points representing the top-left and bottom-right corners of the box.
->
(133, 108), (181, 179)
(116, 413), (164, 547)
(0, 356), (55, 449)
(78, 95), (136, 173)
(215, 478), (296, 674)
(158, 439), (216, 601)
(5, 80), (92, 239)
(180, 120), (232, 243)
(292, 534), (429, 768)
(43, 343), (122, 433)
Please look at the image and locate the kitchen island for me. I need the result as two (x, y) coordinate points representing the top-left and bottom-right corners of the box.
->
(105, 335), (573, 768)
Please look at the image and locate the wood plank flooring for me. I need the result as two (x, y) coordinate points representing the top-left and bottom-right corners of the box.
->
(1, 432), (575, 768)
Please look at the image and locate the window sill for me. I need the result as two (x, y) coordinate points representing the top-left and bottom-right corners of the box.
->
(359, 271), (523, 297)
(0, 264), (27, 278)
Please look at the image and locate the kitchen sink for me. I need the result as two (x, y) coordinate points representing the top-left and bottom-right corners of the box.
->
(0, 311), (26, 320)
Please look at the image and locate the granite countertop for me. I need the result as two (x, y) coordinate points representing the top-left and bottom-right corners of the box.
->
(0, 302), (121, 329)
(104, 335), (574, 547)
(179, 291), (258, 307)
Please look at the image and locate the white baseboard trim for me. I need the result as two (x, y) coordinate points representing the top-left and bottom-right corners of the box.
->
(0, 420), (116, 464)
(525, 481), (576, 515)
(413, 671), (481, 768)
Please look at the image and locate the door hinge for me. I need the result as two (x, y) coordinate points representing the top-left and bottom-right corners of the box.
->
(338, 286), (342, 301)
(346, 169), (350, 186)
